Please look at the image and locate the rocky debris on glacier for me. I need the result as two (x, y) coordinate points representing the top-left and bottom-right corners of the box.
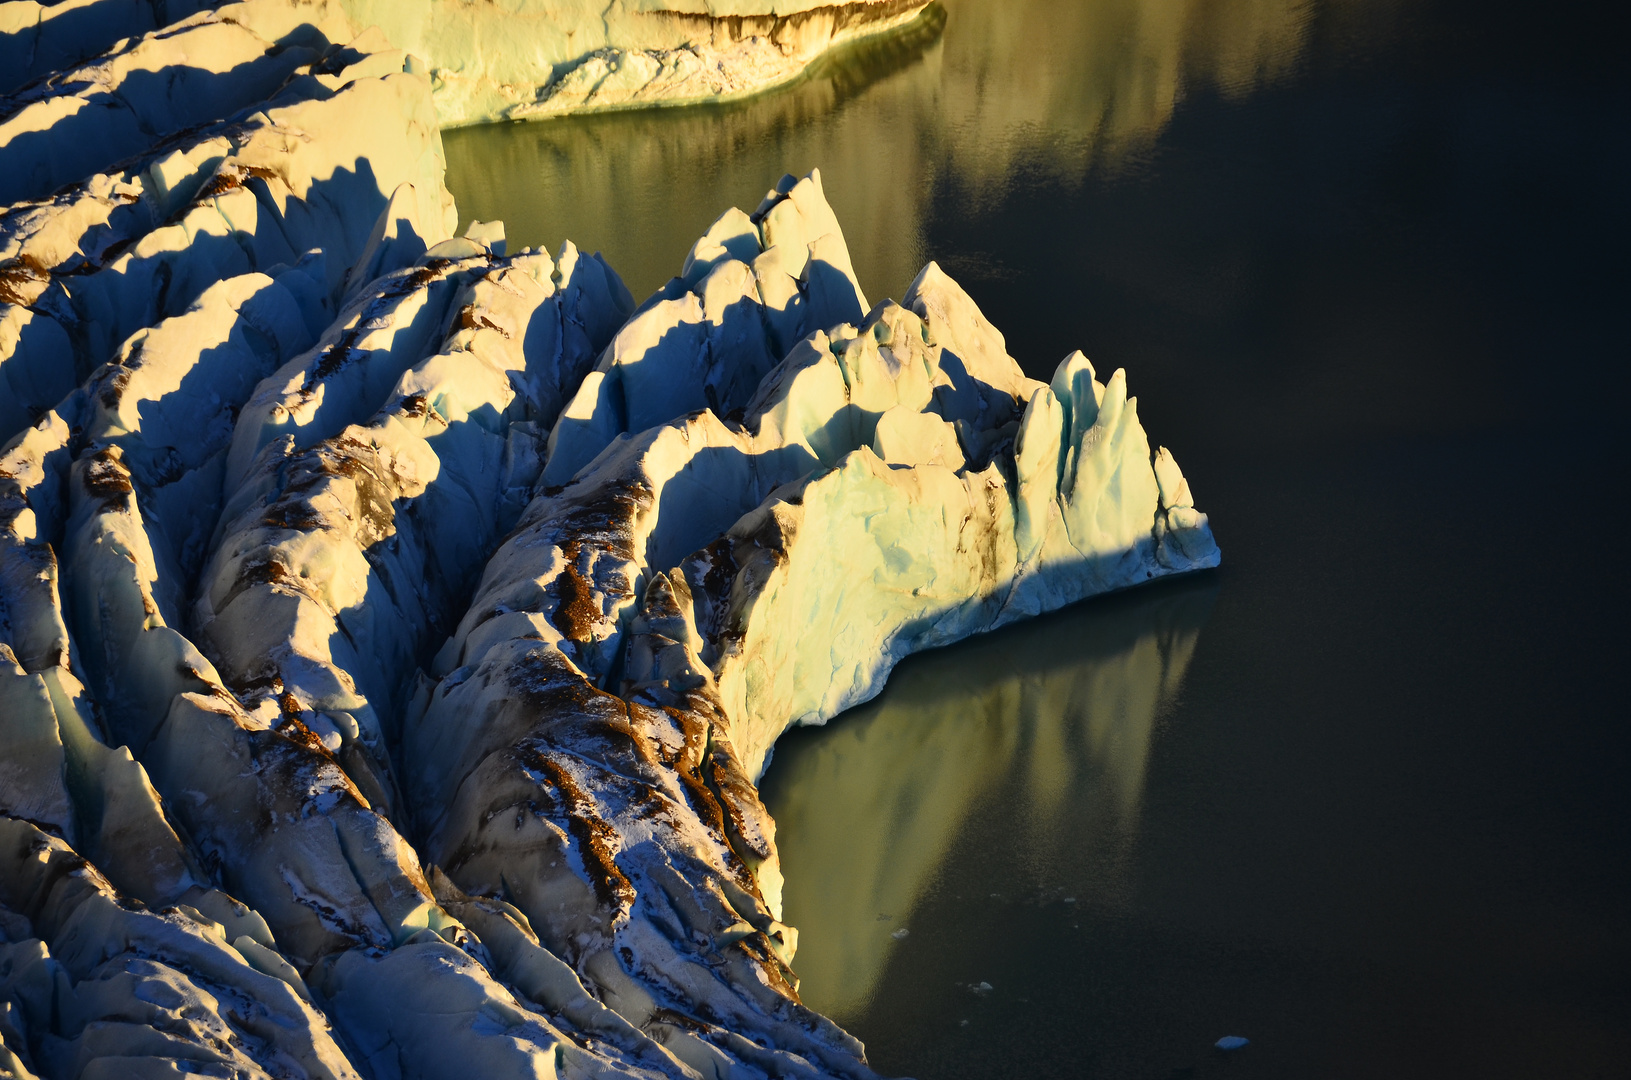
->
(402, 178), (1216, 1071)
(4, 6), (710, 1077)
(197, 239), (630, 816)
(1, 237), (666, 1077)
(1, 1), (1219, 1070)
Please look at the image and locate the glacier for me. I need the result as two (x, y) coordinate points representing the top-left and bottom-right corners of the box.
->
(2, 1), (936, 127)
(1, 4), (1219, 1077)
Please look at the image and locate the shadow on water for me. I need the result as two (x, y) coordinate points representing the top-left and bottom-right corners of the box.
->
(758, 575), (1217, 1026)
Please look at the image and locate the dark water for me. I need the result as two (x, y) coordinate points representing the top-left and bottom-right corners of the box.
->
(444, 1), (1631, 1076)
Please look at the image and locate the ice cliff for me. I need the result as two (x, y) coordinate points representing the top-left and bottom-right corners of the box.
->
(2, 1), (936, 127)
(1, 5), (1218, 1077)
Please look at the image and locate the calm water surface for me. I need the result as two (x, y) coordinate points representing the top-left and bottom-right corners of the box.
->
(445, 1), (1630, 1075)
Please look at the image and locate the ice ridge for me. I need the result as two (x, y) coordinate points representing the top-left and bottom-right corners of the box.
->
(1, 10), (1219, 1077)
(1, 1), (937, 128)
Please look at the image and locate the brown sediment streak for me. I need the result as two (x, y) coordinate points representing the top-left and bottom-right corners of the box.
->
(195, 162), (278, 201)
(275, 709), (337, 761)
(213, 437), (407, 619)
(0, 255), (50, 306)
(661, 704), (734, 842)
(686, 506), (796, 663)
(658, 0), (932, 48)
(514, 656), (665, 784)
(276, 438), (399, 540)
(96, 365), (135, 410)
(543, 474), (652, 643)
(457, 303), (509, 337)
(703, 725), (774, 864)
(524, 748), (636, 912)
(636, 681), (769, 900)
(736, 930), (801, 1000)
(251, 710), (372, 816)
(232, 554), (301, 595)
(683, 536), (742, 658)
(554, 542), (602, 644)
(260, 498), (326, 532)
(80, 446), (135, 509)
(4, 131), (312, 300)
(325, 439), (400, 547)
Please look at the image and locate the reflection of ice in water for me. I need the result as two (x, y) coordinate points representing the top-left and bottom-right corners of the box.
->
(760, 581), (1214, 1022)
(443, 0), (1313, 302)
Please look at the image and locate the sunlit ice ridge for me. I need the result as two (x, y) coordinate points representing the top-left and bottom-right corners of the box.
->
(0, 3), (1218, 1077)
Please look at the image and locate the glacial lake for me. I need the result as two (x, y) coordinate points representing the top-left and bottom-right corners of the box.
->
(445, 1), (1630, 1076)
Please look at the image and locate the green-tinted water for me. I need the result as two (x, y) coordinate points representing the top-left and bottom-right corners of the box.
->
(445, 1), (1630, 1075)
(443, 0), (1315, 306)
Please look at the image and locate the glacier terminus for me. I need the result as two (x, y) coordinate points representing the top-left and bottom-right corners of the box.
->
(0, 3), (1219, 1078)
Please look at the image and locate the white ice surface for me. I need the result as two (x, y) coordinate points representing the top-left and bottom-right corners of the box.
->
(329, 0), (933, 126)
(542, 169), (869, 486)
(1, 16), (1220, 1068)
(0, 818), (359, 1080)
(1, 17), (456, 444)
